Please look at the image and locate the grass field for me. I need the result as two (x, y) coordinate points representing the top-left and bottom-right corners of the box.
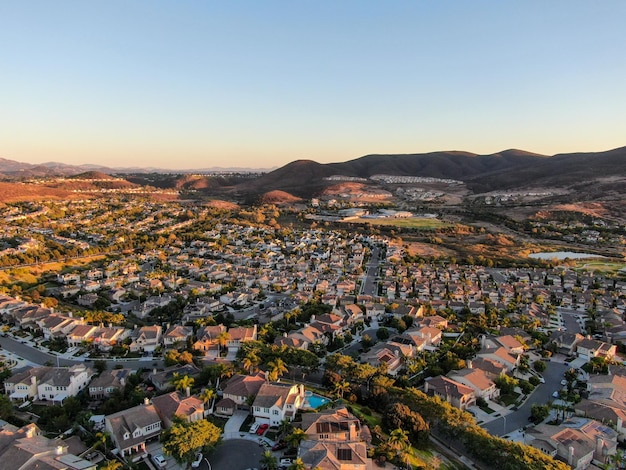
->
(576, 260), (626, 276)
(349, 217), (450, 230)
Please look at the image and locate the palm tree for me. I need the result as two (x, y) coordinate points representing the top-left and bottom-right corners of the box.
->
(260, 450), (278, 470)
(216, 331), (231, 355)
(267, 358), (288, 382)
(288, 458), (307, 470)
(333, 380), (350, 399)
(242, 352), (260, 374)
(170, 373), (194, 392)
(199, 388), (216, 412)
(286, 427), (307, 450)
(100, 461), (122, 470)
(278, 419), (294, 439)
(95, 431), (110, 454)
(387, 428), (411, 466)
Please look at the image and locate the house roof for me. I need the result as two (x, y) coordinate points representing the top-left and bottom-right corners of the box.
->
(426, 375), (475, 399)
(223, 372), (266, 398)
(105, 403), (161, 451)
(253, 382), (300, 409)
(152, 391), (203, 421)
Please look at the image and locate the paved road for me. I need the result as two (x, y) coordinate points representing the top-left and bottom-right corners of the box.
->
(360, 246), (381, 296)
(484, 360), (569, 436)
(208, 439), (266, 470)
(0, 335), (163, 370)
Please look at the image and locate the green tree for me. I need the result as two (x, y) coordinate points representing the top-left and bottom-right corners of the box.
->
(267, 358), (288, 382)
(530, 404), (550, 424)
(286, 427), (307, 450)
(161, 416), (222, 464)
(170, 373), (195, 392)
(99, 461), (123, 470)
(260, 450), (278, 470)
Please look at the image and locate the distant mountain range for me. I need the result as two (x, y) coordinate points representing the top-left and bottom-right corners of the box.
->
(1, 145), (625, 201)
(235, 146), (626, 199)
(0, 157), (270, 179)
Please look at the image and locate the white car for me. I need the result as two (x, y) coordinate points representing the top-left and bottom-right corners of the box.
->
(280, 458), (293, 466)
(152, 454), (167, 468)
(191, 452), (203, 468)
(249, 422), (260, 434)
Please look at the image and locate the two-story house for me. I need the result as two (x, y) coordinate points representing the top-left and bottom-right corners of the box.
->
(105, 400), (162, 457)
(252, 382), (305, 426)
(89, 368), (133, 400)
(129, 325), (162, 353)
(5, 365), (95, 403)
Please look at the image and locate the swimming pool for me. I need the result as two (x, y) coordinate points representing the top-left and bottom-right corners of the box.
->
(304, 392), (330, 409)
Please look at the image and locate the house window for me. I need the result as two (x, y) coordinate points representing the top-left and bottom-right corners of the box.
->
(263, 407), (269, 413)
(272, 410), (279, 415)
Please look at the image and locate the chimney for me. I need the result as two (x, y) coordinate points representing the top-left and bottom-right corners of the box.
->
(186, 386), (191, 398)
(595, 435), (604, 459)
(349, 421), (357, 440)
(144, 397), (150, 406)
(153, 368), (157, 375)
(568, 446), (575, 467)
(55, 445), (64, 455)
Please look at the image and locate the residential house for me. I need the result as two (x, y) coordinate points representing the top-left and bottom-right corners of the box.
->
(91, 327), (130, 351)
(576, 338), (617, 361)
(252, 382), (305, 426)
(66, 324), (98, 347)
(298, 440), (370, 470)
(129, 325), (162, 353)
(89, 368), (133, 400)
(360, 343), (406, 376)
(467, 357), (508, 380)
(424, 375), (476, 411)
(226, 325), (257, 353)
(162, 325), (193, 347)
(550, 332), (585, 356)
(149, 364), (200, 392)
(300, 406), (370, 444)
(105, 400), (162, 457)
(525, 418), (617, 469)
(0, 423), (96, 470)
(193, 324), (227, 354)
(5, 365), (94, 403)
(448, 368), (499, 401)
(152, 391), (204, 428)
(216, 372), (267, 416)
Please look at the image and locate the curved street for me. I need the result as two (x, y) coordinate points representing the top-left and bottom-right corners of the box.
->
(0, 334), (163, 370)
(483, 360), (569, 436)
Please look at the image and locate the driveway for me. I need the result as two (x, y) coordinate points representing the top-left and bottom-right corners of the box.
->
(223, 410), (249, 438)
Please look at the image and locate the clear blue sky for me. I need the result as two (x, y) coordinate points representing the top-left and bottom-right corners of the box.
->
(1, 1), (625, 170)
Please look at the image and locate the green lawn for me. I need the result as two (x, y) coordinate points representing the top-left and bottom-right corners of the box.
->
(349, 217), (450, 230)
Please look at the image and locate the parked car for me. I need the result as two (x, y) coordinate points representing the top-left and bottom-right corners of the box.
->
(191, 452), (203, 468)
(152, 454), (167, 468)
(280, 458), (292, 466)
(539, 377), (545, 383)
(258, 439), (271, 450)
(272, 440), (288, 451)
(256, 423), (269, 435)
(249, 422), (260, 434)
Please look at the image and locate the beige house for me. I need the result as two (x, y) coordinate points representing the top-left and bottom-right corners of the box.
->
(424, 375), (476, 411)
(105, 401), (162, 457)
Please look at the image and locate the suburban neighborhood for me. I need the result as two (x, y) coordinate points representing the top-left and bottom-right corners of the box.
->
(0, 198), (625, 470)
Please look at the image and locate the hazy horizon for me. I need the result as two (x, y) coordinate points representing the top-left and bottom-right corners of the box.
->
(2, 1), (625, 170)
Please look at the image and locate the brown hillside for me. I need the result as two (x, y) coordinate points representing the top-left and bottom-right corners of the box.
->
(260, 190), (302, 205)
